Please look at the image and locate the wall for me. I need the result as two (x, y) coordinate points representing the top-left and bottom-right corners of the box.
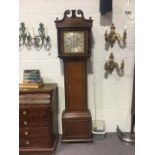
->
(19, 0), (135, 133)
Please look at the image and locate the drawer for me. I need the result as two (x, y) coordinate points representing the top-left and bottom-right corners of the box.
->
(19, 93), (51, 104)
(19, 108), (50, 127)
(19, 127), (51, 148)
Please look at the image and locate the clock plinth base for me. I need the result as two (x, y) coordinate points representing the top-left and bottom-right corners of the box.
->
(61, 110), (93, 143)
(61, 138), (93, 143)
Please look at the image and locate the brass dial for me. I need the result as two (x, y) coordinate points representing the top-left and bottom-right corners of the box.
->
(63, 31), (84, 53)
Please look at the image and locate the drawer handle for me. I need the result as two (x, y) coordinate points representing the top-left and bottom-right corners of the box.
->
(24, 121), (28, 126)
(26, 140), (29, 145)
(22, 111), (27, 115)
(24, 131), (28, 136)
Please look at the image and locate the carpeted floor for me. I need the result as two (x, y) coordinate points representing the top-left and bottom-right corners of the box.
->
(55, 133), (135, 155)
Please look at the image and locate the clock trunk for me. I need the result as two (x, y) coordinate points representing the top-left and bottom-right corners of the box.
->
(62, 60), (93, 142)
(64, 60), (87, 111)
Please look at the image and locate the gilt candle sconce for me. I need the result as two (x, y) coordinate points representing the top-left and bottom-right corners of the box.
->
(19, 22), (51, 54)
(104, 23), (127, 48)
(104, 53), (124, 78)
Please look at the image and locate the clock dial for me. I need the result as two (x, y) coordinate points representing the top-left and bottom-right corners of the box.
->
(64, 31), (85, 53)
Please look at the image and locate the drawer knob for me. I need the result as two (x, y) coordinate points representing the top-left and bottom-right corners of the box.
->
(26, 141), (29, 145)
(24, 121), (28, 126)
(24, 131), (28, 135)
(22, 111), (27, 115)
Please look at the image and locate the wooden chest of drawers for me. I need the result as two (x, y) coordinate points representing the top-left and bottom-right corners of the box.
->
(19, 84), (58, 155)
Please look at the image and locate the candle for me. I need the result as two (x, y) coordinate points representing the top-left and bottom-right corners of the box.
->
(26, 26), (29, 35)
(121, 59), (125, 68)
(27, 32), (30, 36)
(46, 26), (48, 36)
(124, 25), (127, 31)
(128, 0), (130, 7)
(105, 26), (108, 33)
(105, 56), (109, 63)
(122, 57), (125, 63)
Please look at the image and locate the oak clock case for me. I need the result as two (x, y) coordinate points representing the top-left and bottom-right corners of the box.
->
(55, 9), (93, 142)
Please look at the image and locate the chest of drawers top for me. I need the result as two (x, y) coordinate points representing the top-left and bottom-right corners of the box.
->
(19, 83), (57, 105)
(20, 83), (57, 94)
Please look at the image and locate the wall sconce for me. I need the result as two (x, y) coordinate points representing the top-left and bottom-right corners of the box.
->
(33, 23), (51, 51)
(104, 53), (124, 78)
(19, 22), (51, 54)
(104, 23), (127, 48)
(19, 22), (32, 49)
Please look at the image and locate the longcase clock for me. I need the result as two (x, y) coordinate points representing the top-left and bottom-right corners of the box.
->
(55, 10), (93, 142)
